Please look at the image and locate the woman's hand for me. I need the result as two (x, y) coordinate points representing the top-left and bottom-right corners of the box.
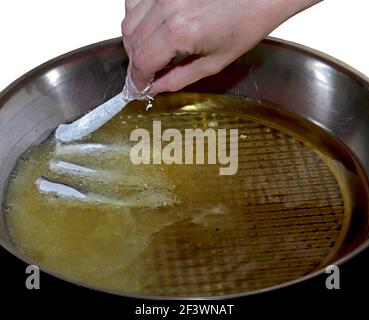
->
(122, 0), (320, 96)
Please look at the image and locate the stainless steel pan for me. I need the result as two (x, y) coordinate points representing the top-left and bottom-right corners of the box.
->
(1, 37), (369, 299)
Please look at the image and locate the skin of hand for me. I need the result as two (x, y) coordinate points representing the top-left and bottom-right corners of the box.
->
(122, 0), (321, 96)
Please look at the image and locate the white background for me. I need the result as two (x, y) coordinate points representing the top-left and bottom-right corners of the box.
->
(0, 0), (368, 91)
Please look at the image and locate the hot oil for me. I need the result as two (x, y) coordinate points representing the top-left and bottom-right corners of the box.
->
(4, 93), (367, 296)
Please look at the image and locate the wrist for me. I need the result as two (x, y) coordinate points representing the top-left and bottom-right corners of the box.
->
(243, 0), (319, 31)
(252, 0), (321, 31)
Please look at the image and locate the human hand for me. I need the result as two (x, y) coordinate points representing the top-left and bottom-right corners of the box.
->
(122, 0), (320, 96)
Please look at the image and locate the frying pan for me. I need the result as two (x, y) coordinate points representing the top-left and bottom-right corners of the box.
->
(1, 37), (369, 299)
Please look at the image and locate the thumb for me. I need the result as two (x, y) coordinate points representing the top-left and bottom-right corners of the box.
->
(130, 62), (155, 93)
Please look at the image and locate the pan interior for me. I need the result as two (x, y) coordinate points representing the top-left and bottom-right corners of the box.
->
(3, 92), (368, 297)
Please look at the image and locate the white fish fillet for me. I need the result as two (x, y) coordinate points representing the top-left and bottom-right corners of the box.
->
(48, 160), (140, 186)
(55, 92), (127, 143)
(54, 143), (131, 157)
(55, 72), (152, 143)
(36, 176), (132, 207)
(49, 160), (98, 175)
(35, 177), (176, 208)
(36, 177), (86, 200)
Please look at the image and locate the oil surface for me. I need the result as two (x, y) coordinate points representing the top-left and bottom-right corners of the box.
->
(4, 93), (356, 296)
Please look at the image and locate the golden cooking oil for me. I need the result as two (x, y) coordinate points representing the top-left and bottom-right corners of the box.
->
(3, 93), (364, 296)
